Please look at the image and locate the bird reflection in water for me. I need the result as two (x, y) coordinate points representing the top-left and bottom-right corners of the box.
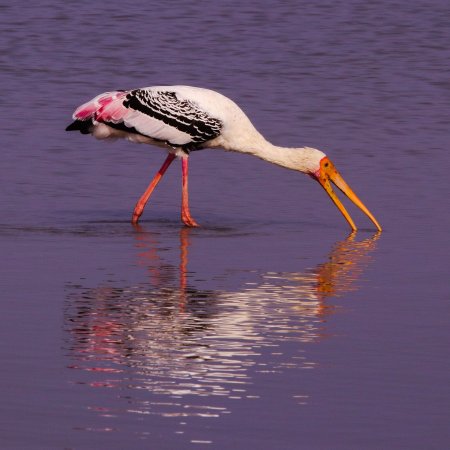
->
(64, 229), (379, 420)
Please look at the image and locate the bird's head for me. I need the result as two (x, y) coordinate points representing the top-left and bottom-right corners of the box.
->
(302, 147), (382, 232)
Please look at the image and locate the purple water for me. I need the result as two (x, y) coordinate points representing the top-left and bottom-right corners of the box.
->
(1, 1), (449, 449)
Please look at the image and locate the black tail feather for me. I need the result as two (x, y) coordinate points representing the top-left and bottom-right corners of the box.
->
(65, 119), (92, 134)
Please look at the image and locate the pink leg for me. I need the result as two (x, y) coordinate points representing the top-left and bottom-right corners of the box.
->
(131, 153), (176, 224)
(181, 157), (199, 227)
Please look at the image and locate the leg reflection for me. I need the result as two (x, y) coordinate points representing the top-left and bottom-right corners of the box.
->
(64, 229), (380, 409)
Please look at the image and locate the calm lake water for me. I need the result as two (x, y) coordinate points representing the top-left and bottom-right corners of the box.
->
(1, 1), (449, 449)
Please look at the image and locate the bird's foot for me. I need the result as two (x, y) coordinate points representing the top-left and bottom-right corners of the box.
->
(131, 203), (145, 224)
(181, 214), (200, 228)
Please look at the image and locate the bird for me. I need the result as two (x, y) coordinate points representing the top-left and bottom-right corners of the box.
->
(66, 85), (381, 231)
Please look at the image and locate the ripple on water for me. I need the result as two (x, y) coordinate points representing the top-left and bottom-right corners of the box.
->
(63, 233), (379, 423)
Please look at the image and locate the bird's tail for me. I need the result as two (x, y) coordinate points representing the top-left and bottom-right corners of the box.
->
(65, 90), (128, 133)
(65, 119), (92, 133)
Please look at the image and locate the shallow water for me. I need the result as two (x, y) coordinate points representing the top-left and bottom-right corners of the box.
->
(1, 1), (449, 449)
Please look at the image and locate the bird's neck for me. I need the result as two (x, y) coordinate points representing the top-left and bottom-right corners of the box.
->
(235, 134), (315, 173)
(214, 120), (320, 173)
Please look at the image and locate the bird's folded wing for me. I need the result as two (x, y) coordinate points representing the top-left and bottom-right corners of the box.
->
(70, 89), (222, 147)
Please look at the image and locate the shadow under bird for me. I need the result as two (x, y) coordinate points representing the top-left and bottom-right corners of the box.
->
(66, 85), (382, 231)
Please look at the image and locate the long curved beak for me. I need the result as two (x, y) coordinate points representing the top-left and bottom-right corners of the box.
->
(314, 157), (382, 232)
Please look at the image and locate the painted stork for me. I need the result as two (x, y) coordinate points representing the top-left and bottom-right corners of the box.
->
(66, 85), (381, 231)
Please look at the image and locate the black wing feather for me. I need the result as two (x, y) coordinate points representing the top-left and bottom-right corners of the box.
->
(123, 89), (222, 146)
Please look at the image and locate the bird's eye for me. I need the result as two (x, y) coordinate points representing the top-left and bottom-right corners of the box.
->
(324, 162), (329, 168)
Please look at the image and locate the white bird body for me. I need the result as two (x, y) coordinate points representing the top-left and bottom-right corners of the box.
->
(70, 85), (324, 171)
(66, 85), (381, 231)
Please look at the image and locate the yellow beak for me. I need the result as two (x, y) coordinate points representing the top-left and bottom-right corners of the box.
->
(314, 157), (382, 232)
